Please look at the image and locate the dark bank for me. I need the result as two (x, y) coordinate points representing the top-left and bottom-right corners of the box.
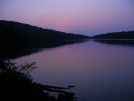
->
(0, 60), (76, 101)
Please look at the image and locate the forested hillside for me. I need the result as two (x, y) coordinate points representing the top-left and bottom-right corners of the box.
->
(0, 20), (90, 49)
(93, 31), (134, 39)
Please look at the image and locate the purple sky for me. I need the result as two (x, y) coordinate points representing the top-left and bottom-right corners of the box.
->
(0, 0), (134, 36)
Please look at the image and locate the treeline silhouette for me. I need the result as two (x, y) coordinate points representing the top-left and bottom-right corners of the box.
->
(0, 60), (76, 101)
(92, 31), (134, 39)
(0, 20), (90, 50)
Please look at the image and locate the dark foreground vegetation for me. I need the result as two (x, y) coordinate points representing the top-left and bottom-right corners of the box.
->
(0, 20), (90, 50)
(0, 60), (76, 101)
(92, 30), (134, 39)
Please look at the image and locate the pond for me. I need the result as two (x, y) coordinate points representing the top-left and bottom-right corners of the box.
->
(12, 39), (134, 101)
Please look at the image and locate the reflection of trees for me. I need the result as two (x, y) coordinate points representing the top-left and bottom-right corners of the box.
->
(93, 39), (134, 47)
(0, 20), (90, 59)
(0, 39), (89, 60)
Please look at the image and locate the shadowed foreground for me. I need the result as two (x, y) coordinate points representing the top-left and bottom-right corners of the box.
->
(0, 60), (76, 101)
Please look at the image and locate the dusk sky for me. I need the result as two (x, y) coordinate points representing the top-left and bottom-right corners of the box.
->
(0, 0), (134, 36)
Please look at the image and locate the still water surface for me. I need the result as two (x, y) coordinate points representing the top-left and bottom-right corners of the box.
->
(13, 40), (134, 101)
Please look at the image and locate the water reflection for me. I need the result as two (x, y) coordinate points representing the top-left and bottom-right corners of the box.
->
(93, 39), (134, 47)
(12, 40), (134, 101)
(0, 40), (89, 60)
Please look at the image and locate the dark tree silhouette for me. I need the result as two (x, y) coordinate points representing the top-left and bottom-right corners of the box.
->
(92, 31), (134, 39)
(0, 60), (76, 101)
(0, 20), (90, 50)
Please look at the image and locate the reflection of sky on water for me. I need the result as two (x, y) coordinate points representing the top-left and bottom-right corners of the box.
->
(13, 40), (134, 101)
